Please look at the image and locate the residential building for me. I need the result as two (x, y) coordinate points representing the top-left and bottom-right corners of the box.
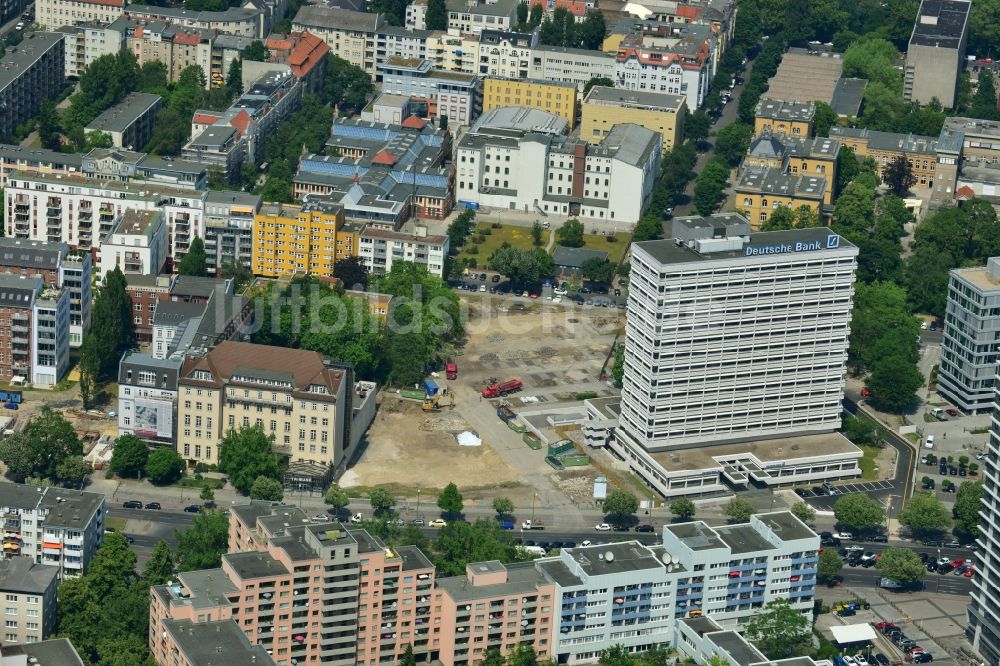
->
(125, 4), (266, 38)
(37, 0), (123, 30)
(937, 258), (1000, 413)
(476, 28), (538, 78)
(117, 352), (182, 447)
(482, 77), (578, 129)
(405, 0), (426, 29)
(155, 620), (276, 666)
(0, 558), (58, 645)
(0, 274), (69, 387)
(251, 199), (346, 278)
(0, 238), (91, 348)
(529, 45), (616, 92)
(733, 165), (826, 227)
(183, 70), (302, 181)
(80, 147), (207, 190)
(940, 116), (1000, 165)
(0, 638), (87, 664)
(58, 20), (124, 79)
(4, 171), (205, 268)
(581, 86), (685, 151)
(472, 106), (568, 136)
(455, 122), (662, 224)
(604, 215), (861, 497)
(294, 116), (454, 224)
(829, 126), (939, 188)
(125, 21), (215, 89)
(203, 191), (262, 275)
(291, 6), (384, 76)
(614, 27), (715, 112)
(124, 274), (172, 344)
(97, 209), (168, 278)
(445, 0), (518, 35)
(84, 92), (162, 150)
(0, 33), (65, 143)
(0, 483), (106, 577)
(358, 226), (449, 277)
(252, 31), (330, 95)
(741, 131), (840, 205)
(904, 0), (971, 108)
(378, 57), (482, 126)
(174, 341), (351, 471)
(149, 276), (250, 360)
(754, 98), (815, 137)
(0, 144), (82, 189)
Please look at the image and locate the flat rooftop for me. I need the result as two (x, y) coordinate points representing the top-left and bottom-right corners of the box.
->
(584, 85), (685, 111)
(765, 49), (843, 106)
(648, 432), (862, 472)
(436, 560), (548, 601)
(222, 551), (290, 580)
(710, 630), (768, 666)
(564, 541), (666, 576)
(636, 226), (856, 266)
(714, 524), (775, 555)
(164, 619), (275, 665)
(85, 92), (161, 134)
(909, 0), (970, 49)
(952, 262), (1000, 292)
(755, 511), (817, 542)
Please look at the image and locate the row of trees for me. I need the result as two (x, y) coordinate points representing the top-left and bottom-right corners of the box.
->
(538, 8), (606, 50)
(79, 267), (134, 408)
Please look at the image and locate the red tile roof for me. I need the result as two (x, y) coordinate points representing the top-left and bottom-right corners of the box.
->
(956, 185), (976, 201)
(554, 0), (588, 17)
(229, 110), (253, 136)
(193, 112), (220, 126)
(266, 31), (330, 80)
(401, 115), (426, 129)
(370, 148), (398, 166)
(173, 30), (202, 46)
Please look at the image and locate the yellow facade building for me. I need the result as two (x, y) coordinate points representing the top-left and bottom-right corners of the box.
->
(581, 86), (686, 152)
(252, 200), (345, 278)
(742, 132), (840, 205)
(482, 77), (579, 129)
(754, 98), (815, 138)
(734, 165), (826, 228)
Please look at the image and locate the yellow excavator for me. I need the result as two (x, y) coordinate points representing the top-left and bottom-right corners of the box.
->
(422, 394), (442, 412)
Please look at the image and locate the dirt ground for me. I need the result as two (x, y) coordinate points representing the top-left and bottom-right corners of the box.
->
(341, 395), (521, 492)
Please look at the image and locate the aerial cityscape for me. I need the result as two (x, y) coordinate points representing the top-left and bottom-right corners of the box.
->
(0, 0), (996, 665)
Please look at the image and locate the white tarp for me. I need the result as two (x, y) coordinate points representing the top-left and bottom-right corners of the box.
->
(457, 431), (481, 447)
(830, 624), (877, 644)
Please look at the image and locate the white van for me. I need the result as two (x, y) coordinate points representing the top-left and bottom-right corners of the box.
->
(925, 435), (935, 449)
(518, 545), (547, 557)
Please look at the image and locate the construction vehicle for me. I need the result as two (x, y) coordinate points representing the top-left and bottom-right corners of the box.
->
(446, 359), (458, 380)
(422, 395), (442, 412)
(482, 378), (523, 398)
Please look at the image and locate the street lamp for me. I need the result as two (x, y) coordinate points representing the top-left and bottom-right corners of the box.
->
(416, 489), (421, 518)
(531, 493), (537, 523)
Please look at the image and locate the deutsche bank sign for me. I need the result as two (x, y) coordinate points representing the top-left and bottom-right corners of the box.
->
(744, 234), (841, 256)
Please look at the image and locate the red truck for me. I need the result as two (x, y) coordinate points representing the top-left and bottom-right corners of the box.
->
(482, 378), (523, 398)
(446, 360), (458, 380)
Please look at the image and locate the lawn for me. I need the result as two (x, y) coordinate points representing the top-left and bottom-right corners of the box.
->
(858, 444), (881, 480)
(457, 223), (538, 264)
(579, 232), (628, 265)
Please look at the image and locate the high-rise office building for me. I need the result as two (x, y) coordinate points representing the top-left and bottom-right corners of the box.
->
(938, 258), (1000, 413)
(608, 214), (862, 497)
(969, 379), (1000, 662)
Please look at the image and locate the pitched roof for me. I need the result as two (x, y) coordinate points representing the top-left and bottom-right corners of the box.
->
(229, 110), (253, 135)
(370, 148), (398, 165)
(956, 184), (976, 200)
(401, 114), (426, 129)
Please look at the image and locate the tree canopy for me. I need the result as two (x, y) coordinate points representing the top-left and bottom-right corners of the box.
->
(954, 480), (983, 537)
(145, 447), (185, 486)
(724, 497), (756, 523)
(603, 490), (639, 527)
(437, 483), (464, 517)
(175, 510), (230, 571)
(745, 599), (811, 659)
(875, 547), (925, 584)
(833, 493), (886, 532)
(898, 492), (951, 536)
(110, 434), (149, 478)
(488, 246), (555, 288)
(0, 407), (83, 484)
(177, 237), (208, 276)
(217, 425), (283, 494)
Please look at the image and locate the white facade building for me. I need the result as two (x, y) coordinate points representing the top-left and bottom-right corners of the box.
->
(117, 352), (181, 448)
(938, 257), (1000, 413)
(37, 0), (124, 31)
(30, 285), (70, 388)
(530, 45), (616, 91)
(606, 214), (861, 497)
(455, 122), (661, 224)
(97, 210), (168, 278)
(59, 21), (124, 78)
(0, 484), (106, 578)
(969, 377), (1000, 663)
(358, 227), (449, 277)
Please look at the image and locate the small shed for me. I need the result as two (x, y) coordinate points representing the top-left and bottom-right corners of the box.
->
(552, 246), (609, 277)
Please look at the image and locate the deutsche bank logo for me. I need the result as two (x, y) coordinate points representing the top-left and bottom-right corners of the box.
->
(826, 234), (841, 249)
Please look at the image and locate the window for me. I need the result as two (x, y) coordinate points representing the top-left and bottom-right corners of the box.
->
(4, 596), (15, 603)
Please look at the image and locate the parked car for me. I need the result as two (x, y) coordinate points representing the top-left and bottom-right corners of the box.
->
(429, 519), (448, 528)
(350, 512), (363, 523)
(122, 500), (143, 509)
(913, 653), (933, 663)
(874, 654), (890, 666)
(635, 524), (654, 533)
(123, 534), (135, 544)
(183, 505), (202, 513)
(411, 518), (425, 526)
(946, 408), (960, 417)
(144, 502), (161, 510)
(870, 534), (888, 543)
(594, 523), (612, 531)
(311, 514), (330, 523)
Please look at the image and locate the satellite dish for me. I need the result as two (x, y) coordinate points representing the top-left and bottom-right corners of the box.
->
(671, 555), (679, 565)
(661, 552), (671, 565)
(605, 551), (614, 562)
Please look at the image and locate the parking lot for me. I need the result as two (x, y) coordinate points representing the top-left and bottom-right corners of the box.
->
(799, 479), (900, 512)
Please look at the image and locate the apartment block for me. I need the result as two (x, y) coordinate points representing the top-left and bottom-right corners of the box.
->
(0, 238), (92, 348)
(117, 352), (182, 447)
(0, 145), (82, 189)
(937, 258), (1000, 413)
(0, 33), (65, 143)
(529, 45), (616, 92)
(445, 0), (517, 35)
(253, 31), (330, 95)
(754, 98), (815, 137)
(581, 86), (685, 151)
(734, 165), (826, 227)
(0, 557), (58, 645)
(291, 7), (384, 75)
(614, 25), (715, 112)
(358, 226), (449, 277)
(251, 200), (345, 278)
(0, 274), (69, 387)
(456, 122), (662, 224)
(482, 77), (578, 129)
(904, 0), (970, 108)
(81, 147), (208, 190)
(157, 620), (276, 666)
(149, 276), (250, 359)
(830, 126), (939, 188)
(126, 21), (215, 90)
(203, 191), (262, 276)
(97, 209), (168, 278)
(0, 637), (87, 664)
(125, 4), (266, 38)
(58, 20), (123, 79)
(0, 483), (106, 577)
(4, 171), (205, 267)
(969, 374), (1000, 663)
(37, 0), (122, 30)
(378, 58), (482, 126)
(84, 92), (162, 150)
(742, 131), (840, 205)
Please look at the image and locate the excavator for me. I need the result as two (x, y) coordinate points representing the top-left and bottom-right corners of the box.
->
(422, 392), (454, 412)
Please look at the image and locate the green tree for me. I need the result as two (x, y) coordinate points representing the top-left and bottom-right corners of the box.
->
(843, 37), (902, 93)
(324, 485), (351, 513)
(744, 599), (811, 659)
(515, 1), (528, 28)
(78, 335), (100, 409)
(611, 344), (625, 385)
(580, 257), (615, 284)
(817, 548), (844, 583)
(217, 425), (282, 493)
(89, 268), (135, 380)
(875, 547), (925, 584)
(0, 407), (82, 482)
(199, 486), (215, 504)
(175, 510), (230, 571)
(56, 456), (90, 488)
(143, 540), (175, 586)
(323, 55), (375, 113)
(333, 255), (369, 289)
(482, 648), (506, 666)
(425, 0), (447, 29)
(488, 246), (555, 288)
(954, 480), (983, 536)
(144, 448), (185, 485)
(531, 221), (544, 247)
(492, 496), (514, 516)
(433, 518), (519, 576)
(584, 76), (615, 95)
(226, 57), (243, 96)
(37, 99), (61, 150)
(177, 237), (207, 276)
(110, 434), (149, 478)
(220, 259), (253, 289)
(685, 111), (712, 142)
(724, 496), (756, 523)
(438, 482), (464, 517)
(883, 156), (916, 196)
(556, 218), (585, 248)
(714, 122), (754, 166)
(813, 100), (838, 137)
(693, 158), (729, 215)
(833, 493), (885, 532)
(603, 489), (639, 527)
(399, 644), (417, 666)
(971, 70), (1000, 120)
(241, 40), (269, 62)
(760, 205), (796, 231)
(899, 491), (951, 536)
(669, 498), (696, 521)
(369, 487), (397, 515)
(790, 502), (816, 525)
(840, 415), (878, 446)
(867, 354), (924, 412)
(528, 3), (543, 27)
(249, 476), (284, 501)
(576, 8), (606, 49)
